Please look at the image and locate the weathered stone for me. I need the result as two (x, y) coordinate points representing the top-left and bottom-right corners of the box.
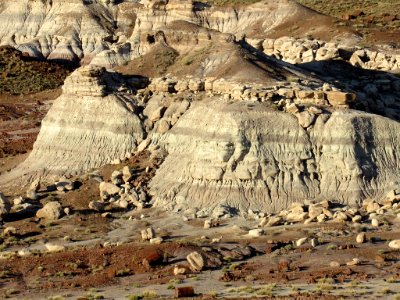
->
(157, 119), (171, 133)
(150, 237), (163, 244)
(371, 218), (379, 227)
(3, 226), (17, 237)
(296, 237), (307, 247)
(99, 182), (120, 198)
(346, 258), (360, 266)
(295, 111), (315, 128)
(89, 200), (106, 211)
(141, 227), (155, 241)
(266, 216), (282, 227)
(356, 232), (366, 244)
(173, 265), (187, 275)
(248, 229), (264, 237)
(326, 92), (356, 106)
(122, 166), (134, 183)
(150, 106), (166, 122)
(0, 192), (11, 217)
(26, 190), (38, 200)
(309, 205), (323, 219)
(388, 240), (400, 249)
(36, 201), (63, 221)
(204, 219), (212, 229)
(45, 243), (66, 253)
(187, 252), (205, 272)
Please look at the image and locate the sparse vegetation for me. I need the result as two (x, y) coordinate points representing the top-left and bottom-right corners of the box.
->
(0, 46), (71, 95)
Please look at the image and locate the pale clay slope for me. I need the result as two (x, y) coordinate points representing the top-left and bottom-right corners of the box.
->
(0, 66), (144, 182)
(150, 101), (400, 213)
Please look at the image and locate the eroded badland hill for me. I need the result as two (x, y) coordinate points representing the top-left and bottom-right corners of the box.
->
(0, 0), (399, 299)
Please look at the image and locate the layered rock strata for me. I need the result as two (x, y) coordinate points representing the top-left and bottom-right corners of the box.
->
(1, 66), (144, 181)
(150, 101), (400, 214)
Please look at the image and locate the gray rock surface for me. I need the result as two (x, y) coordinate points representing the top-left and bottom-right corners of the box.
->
(150, 100), (400, 214)
(1, 66), (144, 182)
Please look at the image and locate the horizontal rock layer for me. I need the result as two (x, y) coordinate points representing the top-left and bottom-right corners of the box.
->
(150, 100), (400, 214)
(1, 66), (144, 181)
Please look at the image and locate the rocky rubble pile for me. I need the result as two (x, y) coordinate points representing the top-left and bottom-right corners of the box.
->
(90, 165), (148, 212)
(256, 36), (400, 72)
(148, 76), (357, 109)
(256, 190), (400, 228)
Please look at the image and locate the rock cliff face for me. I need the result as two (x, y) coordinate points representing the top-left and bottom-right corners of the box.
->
(150, 101), (400, 214)
(1, 66), (144, 181)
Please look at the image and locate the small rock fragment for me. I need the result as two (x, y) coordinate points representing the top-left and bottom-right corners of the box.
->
(26, 190), (38, 200)
(388, 240), (400, 249)
(89, 200), (106, 211)
(248, 229), (264, 237)
(175, 287), (195, 298)
(187, 252), (205, 272)
(356, 232), (366, 244)
(36, 201), (63, 221)
(45, 243), (66, 253)
(150, 237), (163, 244)
(204, 219), (212, 229)
(346, 258), (360, 266)
(173, 265), (187, 275)
(371, 218), (379, 227)
(296, 237), (308, 247)
(0, 192), (11, 217)
(3, 226), (17, 237)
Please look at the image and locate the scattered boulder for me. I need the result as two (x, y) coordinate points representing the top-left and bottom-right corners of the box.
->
(356, 232), (366, 244)
(141, 227), (155, 241)
(56, 179), (75, 192)
(346, 258), (360, 266)
(45, 243), (66, 253)
(371, 218), (380, 227)
(36, 201), (63, 221)
(89, 200), (106, 211)
(296, 237), (308, 247)
(388, 240), (400, 249)
(0, 192), (11, 217)
(122, 166), (134, 183)
(26, 190), (38, 200)
(248, 229), (264, 237)
(150, 237), (163, 244)
(111, 170), (123, 185)
(3, 226), (17, 237)
(186, 252), (205, 272)
(173, 265), (187, 275)
(204, 219), (212, 229)
(175, 287), (195, 298)
(326, 91), (356, 106)
(99, 182), (120, 198)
